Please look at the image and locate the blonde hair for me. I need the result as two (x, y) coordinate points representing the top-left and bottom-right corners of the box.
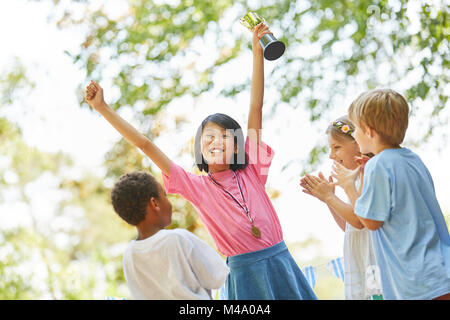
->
(326, 116), (355, 143)
(348, 89), (409, 146)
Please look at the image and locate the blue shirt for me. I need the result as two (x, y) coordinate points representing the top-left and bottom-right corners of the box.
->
(355, 148), (450, 300)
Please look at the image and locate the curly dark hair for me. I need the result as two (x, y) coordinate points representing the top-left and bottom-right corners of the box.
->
(110, 171), (160, 226)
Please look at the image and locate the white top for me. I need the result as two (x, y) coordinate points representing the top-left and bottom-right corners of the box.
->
(123, 228), (229, 300)
(343, 178), (380, 300)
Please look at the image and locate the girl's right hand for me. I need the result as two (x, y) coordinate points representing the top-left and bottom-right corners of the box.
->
(354, 154), (371, 175)
(331, 161), (360, 191)
(85, 80), (106, 111)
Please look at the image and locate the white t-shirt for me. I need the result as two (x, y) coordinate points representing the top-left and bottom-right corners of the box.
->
(123, 228), (229, 300)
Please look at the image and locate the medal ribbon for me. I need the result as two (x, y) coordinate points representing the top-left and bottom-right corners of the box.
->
(208, 171), (253, 224)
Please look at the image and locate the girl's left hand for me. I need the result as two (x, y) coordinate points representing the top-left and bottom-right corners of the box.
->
(252, 23), (271, 55)
(300, 173), (335, 203)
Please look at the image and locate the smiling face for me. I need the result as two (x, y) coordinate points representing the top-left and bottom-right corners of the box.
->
(200, 121), (237, 173)
(328, 134), (360, 170)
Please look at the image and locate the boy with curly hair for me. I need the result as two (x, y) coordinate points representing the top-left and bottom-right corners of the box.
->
(111, 171), (229, 299)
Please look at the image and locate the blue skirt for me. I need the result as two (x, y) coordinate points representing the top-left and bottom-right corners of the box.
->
(224, 241), (317, 300)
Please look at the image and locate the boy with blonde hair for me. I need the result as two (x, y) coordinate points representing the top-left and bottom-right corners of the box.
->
(343, 89), (450, 299)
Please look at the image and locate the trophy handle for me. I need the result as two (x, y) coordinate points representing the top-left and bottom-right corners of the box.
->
(259, 34), (285, 60)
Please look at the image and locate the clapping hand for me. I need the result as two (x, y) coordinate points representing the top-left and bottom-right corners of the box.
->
(331, 161), (361, 191)
(300, 172), (336, 203)
(354, 154), (371, 174)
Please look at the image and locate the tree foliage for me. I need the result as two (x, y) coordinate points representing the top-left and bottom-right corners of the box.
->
(52, 0), (448, 173)
(0, 61), (131, 299)
(1, 0), (447, 299)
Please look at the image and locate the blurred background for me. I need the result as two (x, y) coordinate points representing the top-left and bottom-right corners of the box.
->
(0, 0), (448, 299)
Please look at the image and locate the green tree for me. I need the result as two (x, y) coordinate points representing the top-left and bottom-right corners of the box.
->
(0, 60), (132, 299)
(51, 0), (448, 175)
(0, 61), (70, 298)
(48, 0), (449, 289)
(18, 0), (446, 299)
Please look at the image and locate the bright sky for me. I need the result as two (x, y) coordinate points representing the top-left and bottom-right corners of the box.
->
(1, 0), (449, 263)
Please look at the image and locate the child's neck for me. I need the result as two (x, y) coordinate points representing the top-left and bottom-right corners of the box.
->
(208, 164), (231, 174)
(136, 223), (163, 241)
(373, 143), (401, 155)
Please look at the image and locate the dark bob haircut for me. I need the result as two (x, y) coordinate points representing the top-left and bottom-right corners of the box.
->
(110, 171), (160, 226)
(194, 113), (248, 173)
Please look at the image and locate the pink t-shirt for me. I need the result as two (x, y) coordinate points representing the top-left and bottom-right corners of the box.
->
(162, 137), (283, 257)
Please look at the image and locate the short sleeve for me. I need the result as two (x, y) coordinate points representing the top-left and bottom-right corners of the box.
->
(183, 230), (229, 290)
(245, 136), (275, 185)
(162, 161), (204, 206)
(355, 161), (391, 222)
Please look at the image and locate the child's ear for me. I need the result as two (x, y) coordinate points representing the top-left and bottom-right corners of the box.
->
(366, 126), (376, 138)
(148, 197), (160, 212)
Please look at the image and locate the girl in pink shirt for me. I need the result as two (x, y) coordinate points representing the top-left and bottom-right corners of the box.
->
(85, 23), (316, 300)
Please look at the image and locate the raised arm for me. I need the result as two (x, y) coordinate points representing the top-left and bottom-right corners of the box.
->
(247, 23), (271, 144)
(85, 81), (172, 176)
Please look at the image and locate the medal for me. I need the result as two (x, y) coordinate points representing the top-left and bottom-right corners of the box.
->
(251, 225), (261, 238)
(208, 171), (261, 239)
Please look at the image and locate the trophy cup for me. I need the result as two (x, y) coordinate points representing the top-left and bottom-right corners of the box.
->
(240, 12), (285, 61)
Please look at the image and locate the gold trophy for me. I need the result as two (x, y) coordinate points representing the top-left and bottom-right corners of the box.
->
(240, 12), (285, 60)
